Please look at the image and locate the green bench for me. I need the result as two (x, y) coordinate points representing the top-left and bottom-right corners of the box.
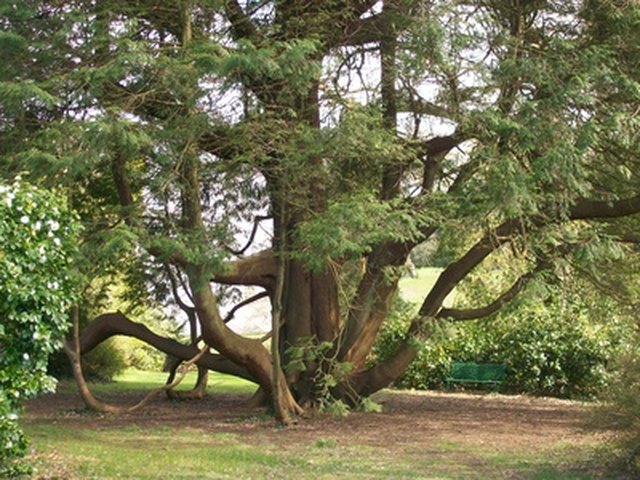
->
(446, 362), (506, 390)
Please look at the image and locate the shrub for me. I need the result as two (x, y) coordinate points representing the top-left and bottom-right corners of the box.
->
(0, 181), (79, 476)
(592, 341), (640, 475)
(118, 337), (168, 372)
(81, 339), (128, 382)
(452, 307), (618, 397)
(372, 291), (631, 398)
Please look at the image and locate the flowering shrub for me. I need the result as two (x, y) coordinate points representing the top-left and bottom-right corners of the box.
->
(0, 181), (79, 477)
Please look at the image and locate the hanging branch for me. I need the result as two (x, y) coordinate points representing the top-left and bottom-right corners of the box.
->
(223, 290), (270, 323)
(437, 261), (550, 321)
(225, 215), (272, 256)
(165, 264), (195, 313)
(271, 197), (290, 424)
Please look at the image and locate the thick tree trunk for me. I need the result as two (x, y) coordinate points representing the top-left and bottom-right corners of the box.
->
(339, 242), (411, 369)
(187, 267), (303, 416)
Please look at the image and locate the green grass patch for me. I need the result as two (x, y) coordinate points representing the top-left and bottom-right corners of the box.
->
(24, 422), (603, 480)
(399, 267), (455, 307)
(55, 369), (257, 396)
(26, 424), (289, 479)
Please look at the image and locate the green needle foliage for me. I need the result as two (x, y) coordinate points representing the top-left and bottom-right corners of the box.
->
(1, 0), (639, 421)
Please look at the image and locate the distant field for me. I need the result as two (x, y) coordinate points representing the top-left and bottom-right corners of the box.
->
(398, 267), (456, 308)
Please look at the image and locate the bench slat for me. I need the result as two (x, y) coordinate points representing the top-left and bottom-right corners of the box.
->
(446, 362), (506, 388)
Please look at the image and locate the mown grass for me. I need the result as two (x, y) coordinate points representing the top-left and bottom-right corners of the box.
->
(24, 422), (602, 480)
(22, 370), (607, 479)
(398, 267), (456, 307)
(61, 368), (258, 396)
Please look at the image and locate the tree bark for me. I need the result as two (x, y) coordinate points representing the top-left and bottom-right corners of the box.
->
(79, 312), (255, 381)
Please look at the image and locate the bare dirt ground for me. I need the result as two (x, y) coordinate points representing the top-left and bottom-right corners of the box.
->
(25, 388), (606, 456)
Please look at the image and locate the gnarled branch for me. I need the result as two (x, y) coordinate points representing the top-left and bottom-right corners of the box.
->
(225, 215), (272, 256)
(79, 312), (255, 382)
(223, 290), (270, 323)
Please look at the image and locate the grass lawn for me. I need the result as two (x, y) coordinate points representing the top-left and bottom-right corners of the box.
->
(22, 370), (612, 479)
(398, 267), (456, 307)
(66, 368), (258, 396)
(24, 423), (600, 480)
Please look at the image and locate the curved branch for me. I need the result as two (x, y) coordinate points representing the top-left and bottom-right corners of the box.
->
(436, 262), (549, 321)
(225, 215), (272, 256)
(418, 191), (640, 319)
(66, 306), (211, 413)
(223, 291), (270, 323)
(80, 312), (256, 382)
(165, 264), (195, 312)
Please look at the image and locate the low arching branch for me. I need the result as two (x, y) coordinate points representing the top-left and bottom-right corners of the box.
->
(79, 312), (256, 382)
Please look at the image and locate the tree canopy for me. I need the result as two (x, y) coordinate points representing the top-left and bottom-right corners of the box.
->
(1, 0), (639, 420)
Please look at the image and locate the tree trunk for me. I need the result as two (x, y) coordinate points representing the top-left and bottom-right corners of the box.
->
(187, 267), (303, 416)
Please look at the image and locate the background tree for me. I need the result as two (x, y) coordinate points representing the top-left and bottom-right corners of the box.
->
(1, 0), (639, 420)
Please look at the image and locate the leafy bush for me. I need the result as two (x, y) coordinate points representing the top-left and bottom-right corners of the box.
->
(452, 308), (619, 397)
(372, 292), (631, 398)
(118, 337), (169, 372)
(0, 181), (79, 476)
(81, 339), (128, 382)
(592, 341), (640, 475)
(372, 298), (454, 390)
(48, 338), (127, 383)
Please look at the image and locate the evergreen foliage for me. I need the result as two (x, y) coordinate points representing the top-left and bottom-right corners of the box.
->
(0, 0), (639, 421)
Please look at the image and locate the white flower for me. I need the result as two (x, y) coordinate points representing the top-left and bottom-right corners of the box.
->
(20, 215), (29, 224)
(22, 353), (29, 361)
(53, 237), (61, 247)
(34, 220), (42, 231)
(48, 220), (60, 231)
